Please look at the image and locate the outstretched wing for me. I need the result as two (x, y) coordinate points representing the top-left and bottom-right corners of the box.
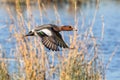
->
(41, 36), (59, 51)
(53, 32), (69, 48)
(36, 31), (59, 51)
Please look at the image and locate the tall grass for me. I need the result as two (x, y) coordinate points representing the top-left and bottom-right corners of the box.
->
(0, 0), (106, 80)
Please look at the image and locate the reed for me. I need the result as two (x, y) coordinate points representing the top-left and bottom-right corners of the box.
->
(0, 45), (10, 80)
(0, 62), (10, 80)
(0, 0), (107, 80)
(2, 0), (87, 5)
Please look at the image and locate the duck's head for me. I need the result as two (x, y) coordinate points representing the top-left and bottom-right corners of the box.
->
(25, 29), (35, 36)
(60, 25), (77, 31)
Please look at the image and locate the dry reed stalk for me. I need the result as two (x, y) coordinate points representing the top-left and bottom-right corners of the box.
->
(106, 46), (119, 70)
(38, 0), (43, 24)
(6, 0), (45, 79)
(41, 3), (52, 22)
(101, 15), (104, 41)
(26, 0), (31, 30)
(53, 4), (61, 25)
(89, 0), (99, 37)
(0, 62), (10, 80)
(0, 45), (10, 80)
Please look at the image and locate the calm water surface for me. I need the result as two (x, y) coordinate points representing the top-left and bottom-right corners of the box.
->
(0, 0), (120, 80)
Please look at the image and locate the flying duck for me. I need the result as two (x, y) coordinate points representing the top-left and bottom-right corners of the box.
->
(25, 24), (76, 51)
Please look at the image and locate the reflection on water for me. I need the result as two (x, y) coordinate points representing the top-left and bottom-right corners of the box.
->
(0, 0), (120, 80)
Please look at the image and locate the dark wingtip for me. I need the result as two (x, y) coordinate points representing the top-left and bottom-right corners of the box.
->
(49, 48), (59, 51)
(63, 44), (69, 48)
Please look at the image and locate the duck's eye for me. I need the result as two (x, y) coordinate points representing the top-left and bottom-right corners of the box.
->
(69, 26), (71, 28)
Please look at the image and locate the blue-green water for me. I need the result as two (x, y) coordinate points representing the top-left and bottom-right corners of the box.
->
(0, 0), (120, 80)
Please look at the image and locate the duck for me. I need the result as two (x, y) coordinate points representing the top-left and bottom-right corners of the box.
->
(25, 24), (76, 51)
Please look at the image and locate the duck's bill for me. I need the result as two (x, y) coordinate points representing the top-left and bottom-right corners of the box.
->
(73, 28), (77, 31)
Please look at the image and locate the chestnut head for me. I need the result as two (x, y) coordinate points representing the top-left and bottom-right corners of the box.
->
(61, 25), (77, 31)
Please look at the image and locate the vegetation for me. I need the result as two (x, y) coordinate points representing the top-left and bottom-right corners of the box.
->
(0, 62), (10, 80)
(0, 0), (106, 80)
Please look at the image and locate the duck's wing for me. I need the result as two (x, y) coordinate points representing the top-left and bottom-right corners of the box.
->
(41, 34), (68, 51)
(35, 29), (59, 51)
(41, 36), (59, 51)
(54, 32), (69, 48)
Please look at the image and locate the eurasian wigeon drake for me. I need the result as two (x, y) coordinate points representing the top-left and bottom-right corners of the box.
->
(25, 24), (76, 51)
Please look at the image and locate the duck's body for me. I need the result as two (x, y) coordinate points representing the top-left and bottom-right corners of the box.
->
(25, 24), (75, 51)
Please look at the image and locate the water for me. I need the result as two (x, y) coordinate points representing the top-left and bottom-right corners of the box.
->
(0, 0), (120, 80)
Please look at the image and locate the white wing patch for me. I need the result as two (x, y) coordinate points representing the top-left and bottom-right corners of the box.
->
(38, 29), (52, 36)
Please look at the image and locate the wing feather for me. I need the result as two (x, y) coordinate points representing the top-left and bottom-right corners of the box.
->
(53, 32), (69, 48)
(41, 37), (59, 51)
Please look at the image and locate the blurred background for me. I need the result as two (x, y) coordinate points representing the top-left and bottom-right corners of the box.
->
(0, 0), (120, 80)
